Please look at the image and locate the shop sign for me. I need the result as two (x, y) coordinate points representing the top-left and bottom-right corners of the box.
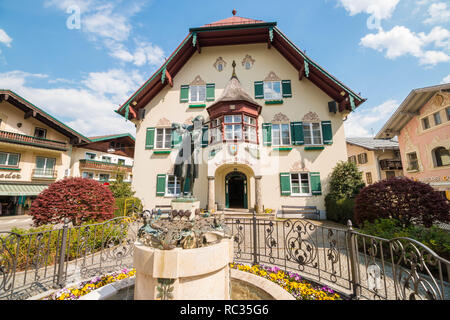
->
(0, 172), (22, 179)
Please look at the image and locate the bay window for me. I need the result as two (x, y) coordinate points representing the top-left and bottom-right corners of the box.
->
(224, 115), (243, 141)
(211, 114), (258, 144)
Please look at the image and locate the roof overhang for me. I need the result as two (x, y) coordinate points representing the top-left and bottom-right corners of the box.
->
(375, 83), (450, 139)
(0, 90), (90, 144)
(117, 21), (366, 120)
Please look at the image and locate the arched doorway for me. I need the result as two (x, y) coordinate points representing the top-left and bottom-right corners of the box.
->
(225, 171), (248, 209)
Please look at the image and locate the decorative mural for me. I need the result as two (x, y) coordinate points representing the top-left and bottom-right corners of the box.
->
(156, 117), (171, 127)
(241, 54), (255, 70)
(264, 71), (281, 82)
(271, 112), (290, 123)
(213, 57), (227, 72)
(190, 75), (206, 86)
(302, 111), (321, 123)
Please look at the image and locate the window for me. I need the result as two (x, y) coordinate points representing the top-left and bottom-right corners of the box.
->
(290, 173), (310, 196)
(224, 115), (243, 141)
(446, 107), (450, 121)
(0, 152), (20, 167)
(433, 112), (442, 126)
(102, 156), (111, 163)
(244, 116), (257, 143)
(434, 147), (450, 167)
(272, 124), (290, 146)
(189, 85), (206, 103)
(422, 117), (430, 130)
(303, 123), (322, 145)
(155, 128), (172, 149)
(34, 127), (47, 139)
(358, 153), (368, 164)
(348, 155), (357, 164)
(166, 175), (181, 197)
(35, 157), (56, 177)
(210, 118), (222, 144)
(244, 61), (251, 70)
(82, 172), (94, 179)
(118, 159), (126, 165)
(264, 81), (282, 100)
(386, 171), (396, 179)
(99, 174), (110, 182)
(85, 152), (96, 160)
(407, 152), (419, 171)
(365, 172), (373, 184)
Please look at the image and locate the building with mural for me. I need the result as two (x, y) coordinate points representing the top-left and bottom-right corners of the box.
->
(376, 83), (450, 199)
(346, 137), (403, 185)
(116, 13), (366, 216)
(0, 90), (135, 216)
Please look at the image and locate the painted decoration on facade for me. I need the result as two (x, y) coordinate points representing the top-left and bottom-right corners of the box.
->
(302, 111), (321, 123)
(272, 112), (290, 123)
(421, 92), (449, 116)
(190, 75), (206, 86)
(156, 117), (171, 127)
(241, 54), (255, 70)
(264, 71), (281, 82)
(213, 57), (227, 72)
(228, 144), (239, 156)
(290, 160), (308, 172)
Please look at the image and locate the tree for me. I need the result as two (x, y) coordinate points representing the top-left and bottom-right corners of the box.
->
(325, 161), (365, 224)
(29, 177), (115, 226)
(108, 168), (135, 199)
(354, 177), (450, 228)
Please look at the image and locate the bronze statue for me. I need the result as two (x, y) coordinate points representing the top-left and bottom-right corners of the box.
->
(171, 115), (205, 198)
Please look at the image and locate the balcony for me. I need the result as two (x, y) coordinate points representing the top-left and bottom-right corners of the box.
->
(0, 130), (68, 151)
(379, 159), (403, 171)
(79, 159), (133, 173)
(32, 168), (58, 180)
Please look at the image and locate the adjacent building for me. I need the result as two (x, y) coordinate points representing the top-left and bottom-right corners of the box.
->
(116, 14), (366, 216)
(346, 137), (403, 185)
(0, 90), (135, 216)
(376, 83), (450, 199)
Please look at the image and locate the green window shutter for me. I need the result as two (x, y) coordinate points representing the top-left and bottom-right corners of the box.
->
(310, 172), (322, 195)
(146, 128), (155, 150)
(180, 85), (189, 103)
(282, 80), (292, 98)
(156, 174), (167, 196)
(202, 125), (209, 148)
(171, 129), (182, 149)
(262, 123), (272, 146)
(290, 122), (304, 145)
(280, 173), (291, 196)
(206, 83), (215, 102)
(321, 121), (333, 145)
(254, 81), (264, 99)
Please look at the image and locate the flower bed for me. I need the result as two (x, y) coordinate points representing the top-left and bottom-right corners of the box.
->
(230, 263), (343, 300)
(45, 268), (136, 300)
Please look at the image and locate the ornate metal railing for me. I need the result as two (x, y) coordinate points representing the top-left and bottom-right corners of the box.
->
(224, 215), (450, 300)
(0, 130), (68, 151)
(0, 213), (448, 300)
(0, 216), (140, 300)
(32, 169), (58, 179)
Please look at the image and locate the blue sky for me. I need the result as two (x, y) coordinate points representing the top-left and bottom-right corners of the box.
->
(0, 0), (449, 137)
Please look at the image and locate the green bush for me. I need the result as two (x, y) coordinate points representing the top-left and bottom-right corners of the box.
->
(325, 196), (355, 225)
(358, 218), (450, 260)
(114, 197), (142, 217)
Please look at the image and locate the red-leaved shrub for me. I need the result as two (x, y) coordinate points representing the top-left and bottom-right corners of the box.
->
(30, 177), (116, 226)
(354, 177), (450, 228)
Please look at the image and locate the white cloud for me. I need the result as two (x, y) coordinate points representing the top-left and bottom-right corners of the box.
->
(0, 70), (138, 136)
(45, 0), (165, 67)
(0, 29), (13, 47)
(345, 99), (398, 137)
(424, 2), (450, 24)
(338, 0), (400, 20)
(360, 25), (450, 65)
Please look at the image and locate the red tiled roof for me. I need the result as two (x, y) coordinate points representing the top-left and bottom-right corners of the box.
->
(202, 16), (265, 28)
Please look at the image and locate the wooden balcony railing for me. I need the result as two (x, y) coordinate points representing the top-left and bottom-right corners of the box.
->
(32, 168), (58, 179)
(0, 130), (68, 151)
(79, 159), (133, 173)
(379, 159), (403, 171)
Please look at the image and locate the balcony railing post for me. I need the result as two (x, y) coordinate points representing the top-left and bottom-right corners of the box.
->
(54, 218), (70, 289)
(346, 220), (361, 300)
(252, 211), (258, 266)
